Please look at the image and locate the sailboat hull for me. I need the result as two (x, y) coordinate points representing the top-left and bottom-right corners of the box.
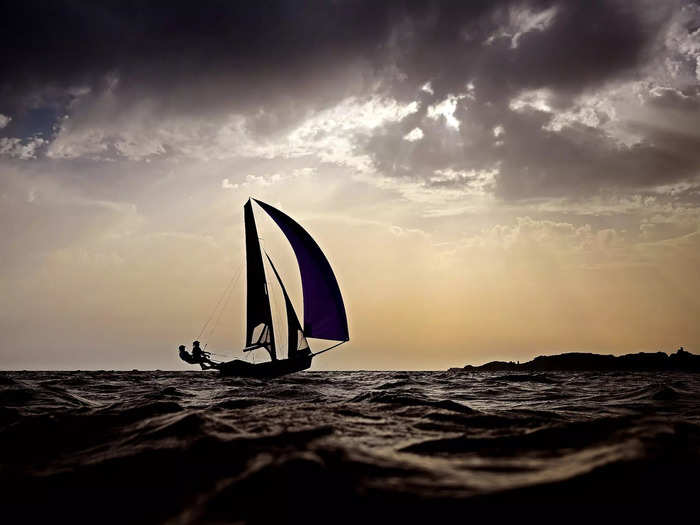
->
(218, 355), (313, 378)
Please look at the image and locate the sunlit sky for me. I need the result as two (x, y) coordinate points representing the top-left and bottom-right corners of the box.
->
(1, 1), (699, 370)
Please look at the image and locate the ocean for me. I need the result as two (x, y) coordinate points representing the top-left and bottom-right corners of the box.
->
(1, 370), (698, 524)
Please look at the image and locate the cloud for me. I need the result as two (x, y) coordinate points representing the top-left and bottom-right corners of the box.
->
(221, 178), (237, 190)
(359, 1), (700, 203)
(0, 114), (11, 128)
(0, 1), (411, 117)
(403, 127), (424, 142)
(0, 136), (46, 159)
(46, 93), (419, 176)
(3, 3), (700, 219)
(428, 167), (498, 195)
(427, 94), (463, 130)
(223, 167), (317, 190)
(509, 88), (553, 113)
(467, 216), (609, 252)
(0, 1), (662, 120)
(664, 3), (700, 82)
(485, 4), (559, 49)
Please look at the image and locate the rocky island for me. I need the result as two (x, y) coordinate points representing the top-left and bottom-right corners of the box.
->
(453, 347), (699, 372)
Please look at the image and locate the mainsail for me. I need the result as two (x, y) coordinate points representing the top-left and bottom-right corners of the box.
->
(254, 199), (349, 342)
(265, 253), (309, 359)
(244, 199), (276, 358)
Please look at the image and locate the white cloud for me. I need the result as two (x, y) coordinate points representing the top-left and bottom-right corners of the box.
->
(47, 125), (109, 159)
(544, 93), (617, 132)
(46, 95), (418, 171)
(465, 82), (476, 101)
(493, 125), (504, 137)
(388, 224), (429, 239)
(427, 95), (462, 130)
(651, 180), (697, 196)
(353, 164), (499, 213)
(291, 96), (418, 136)
(458, 217), (623, 259)
(0, 113), (47, 160)
(403, 127), (424, 142)
(284, 96), (419, 170)
(114, 133), (167, 160)
(509, 88), (553, 113)
(245, 174), (275, 186)
(486, 5), (558, 49)
(292, 167), (316, 177)
(421, 81), (434, 95)
(429, 167), (498, 196)
(509, 88), (621, 136)
(0, 137), (47, 159)
(664, 4), (700, 82)
(224, 166), (317, 190)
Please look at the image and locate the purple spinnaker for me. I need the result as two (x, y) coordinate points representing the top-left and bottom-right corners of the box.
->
(254, 199), (349, 342)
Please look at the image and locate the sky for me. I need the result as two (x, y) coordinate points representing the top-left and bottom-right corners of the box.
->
(1, 0), (699, 370)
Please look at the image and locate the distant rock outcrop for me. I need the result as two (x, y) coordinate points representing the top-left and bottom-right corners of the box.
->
(454, 348), (699, 372)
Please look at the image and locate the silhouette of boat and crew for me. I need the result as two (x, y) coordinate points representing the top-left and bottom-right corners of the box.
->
(178, 198), (348, 378)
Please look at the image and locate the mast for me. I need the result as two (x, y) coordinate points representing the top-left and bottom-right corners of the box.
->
(244, 199), (276, 359)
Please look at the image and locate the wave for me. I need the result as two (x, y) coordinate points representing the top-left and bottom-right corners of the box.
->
(490, 373), (558, 384)
(402, 416), (637, 455)
(1, 370), (698, 524)
(349, 391), (476, 414)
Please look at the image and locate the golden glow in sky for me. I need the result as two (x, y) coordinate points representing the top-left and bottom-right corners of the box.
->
(1, 2), (699, 369)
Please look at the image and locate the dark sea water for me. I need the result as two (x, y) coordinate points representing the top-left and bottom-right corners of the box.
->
(1, 370), (699, 524)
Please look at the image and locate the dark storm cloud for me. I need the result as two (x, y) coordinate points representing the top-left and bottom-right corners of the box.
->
(388, 0), (665, 103)
(2, 0), (407, 114)
(4, 1), (657, 110)
(2, 0), (697, 201)
(495, 115), (700, 199)
(358, 0), (700, 200)
(365, 80), (700, 200)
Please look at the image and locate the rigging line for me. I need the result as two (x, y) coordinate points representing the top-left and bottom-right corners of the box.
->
(202, 276), (238, 349)
(198, 266), (238, 341)
(310, 340), (348, 357)
(204, 265), (240, 345)
(197, 255), (244, 340)
(206, 281), (235, 341)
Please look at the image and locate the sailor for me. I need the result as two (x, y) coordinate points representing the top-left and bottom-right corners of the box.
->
(192, 341), (205, 361)
(192, 341), (215, 370)
(178, 344), (195, 364)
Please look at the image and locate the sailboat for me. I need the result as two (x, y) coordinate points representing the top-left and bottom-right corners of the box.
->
(192, 198), (349, 378)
